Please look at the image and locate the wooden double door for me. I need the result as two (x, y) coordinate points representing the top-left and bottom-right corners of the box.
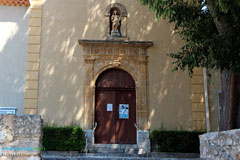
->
(94, 69), (136, 144)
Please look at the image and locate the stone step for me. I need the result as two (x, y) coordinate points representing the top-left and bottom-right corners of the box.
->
(43, 156), (203, 160)
(88, 144), (139, 154)
(42, 151), (203, 160)
(88, 147), (140, 154)
(91, 144), (138, 149)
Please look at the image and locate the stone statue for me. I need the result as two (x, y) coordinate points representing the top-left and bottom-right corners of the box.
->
(111, 10), (121, 37)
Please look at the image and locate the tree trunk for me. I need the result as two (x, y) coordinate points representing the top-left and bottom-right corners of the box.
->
(234, 75), (240, 128)
(207, 0), (240, 130)
(219, 70), (232, 130)
(219, 71), (240, 130)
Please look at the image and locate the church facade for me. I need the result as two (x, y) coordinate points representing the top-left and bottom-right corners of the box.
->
(0, 0), (222, 152)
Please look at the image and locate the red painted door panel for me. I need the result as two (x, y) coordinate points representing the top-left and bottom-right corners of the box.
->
(95, 90), (116, 144)
(95, 68), (136, 144)
(116, 90), (136, 144)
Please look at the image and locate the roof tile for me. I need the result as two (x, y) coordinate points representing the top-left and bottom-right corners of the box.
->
(0, 0), (30, 7)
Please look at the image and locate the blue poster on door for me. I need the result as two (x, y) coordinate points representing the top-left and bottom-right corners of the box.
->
(119, 104), (129, 119)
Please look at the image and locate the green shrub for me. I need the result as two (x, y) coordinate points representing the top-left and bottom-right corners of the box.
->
(42, 126), (85, 151)
(150, 130), (204, 153)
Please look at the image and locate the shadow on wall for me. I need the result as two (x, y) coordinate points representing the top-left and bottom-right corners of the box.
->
(38, 0), (193, 130)
(0, 6), (29, 114)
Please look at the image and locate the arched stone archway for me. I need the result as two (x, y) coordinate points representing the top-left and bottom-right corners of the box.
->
(104, 3), (128, 17)
(79, 39), (152, 131)
(94, 68), (136, 144)
(92, 65), (138, 88)
(79, 39), (152, 151)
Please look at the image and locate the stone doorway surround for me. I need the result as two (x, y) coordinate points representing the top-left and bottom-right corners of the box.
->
(79, 40), (153, 152)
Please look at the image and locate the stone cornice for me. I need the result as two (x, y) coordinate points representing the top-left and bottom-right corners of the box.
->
(78, 39), (153, 49)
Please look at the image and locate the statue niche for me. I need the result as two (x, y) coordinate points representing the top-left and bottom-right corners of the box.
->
(104, 3), (128, 39)
(110, 8), (121, 37)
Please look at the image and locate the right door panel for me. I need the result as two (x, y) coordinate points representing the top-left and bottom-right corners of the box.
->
(115, 90), (136, 144)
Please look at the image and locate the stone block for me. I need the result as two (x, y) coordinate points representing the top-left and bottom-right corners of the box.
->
(191, 75), (204, 84)
(193, 68), (203, 75)
(28, 45), (40, 53)
(26, 81), (38, 90)
(192, 103), (205, 112)
(30, 9), (42, 18)
(0, 130), (7, 144)
(26, 71), (39, 80)
(191, 84), (204, 94)
(192, 93), (204, 103)
(24, 99), (38, 109)
(29, 18), (42, 27)
(27, 62), (39, 71)
(29, 27), (41, 36)
(137, 131), (150, 153)
(13, 115), (42, 137)
(28, 36), (41, 44)
(84, 130), (94, 145)
(30, 1), (43, 10)
(0, 115), (42, 159)
(27, 54), (40, 62)
(24, 109), (37, 115)
(200, 129), (240, 160)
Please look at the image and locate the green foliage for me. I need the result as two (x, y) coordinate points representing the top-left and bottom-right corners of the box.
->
(42, 126), (85, 151)
(138, 0), (240, 75)
(150, 130), (204, 153)
(215, 0), (240, 14)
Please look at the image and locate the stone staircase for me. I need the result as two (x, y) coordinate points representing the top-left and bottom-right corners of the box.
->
(43, 157), (203, 160)
(43, 143), (203, 160)
(42, 151), (203, 160)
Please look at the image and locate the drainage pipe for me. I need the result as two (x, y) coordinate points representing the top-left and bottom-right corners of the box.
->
(203, 68), (211, 132)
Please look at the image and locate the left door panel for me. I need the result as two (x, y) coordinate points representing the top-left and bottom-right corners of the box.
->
(95, 90), (116, 144)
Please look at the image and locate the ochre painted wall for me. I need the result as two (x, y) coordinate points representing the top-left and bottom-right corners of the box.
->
(38, 0), (194, 130)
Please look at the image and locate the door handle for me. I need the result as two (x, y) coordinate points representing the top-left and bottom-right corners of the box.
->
(94, 122), (97, 131)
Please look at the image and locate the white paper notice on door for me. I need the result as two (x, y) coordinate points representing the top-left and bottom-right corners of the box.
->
(119, 104), (129, 119)
(107, 104), (113, 111)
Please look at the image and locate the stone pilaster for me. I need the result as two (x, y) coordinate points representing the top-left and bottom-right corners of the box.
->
(83, 56), (95, 129)
(191, 68), (206, 131)
(137, 56), (148, 130)
(24, 0), (43, 115)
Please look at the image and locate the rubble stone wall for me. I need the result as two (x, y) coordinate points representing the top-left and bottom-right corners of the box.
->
(200, 129), (240, 160)
(0, 114), (42, 160)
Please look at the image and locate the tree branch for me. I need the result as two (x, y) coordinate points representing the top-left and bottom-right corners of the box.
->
(206, 0), (229, 34)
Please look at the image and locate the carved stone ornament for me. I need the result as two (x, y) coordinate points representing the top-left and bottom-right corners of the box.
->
(78, 39), (153, 131)
(79, 40), (153, 56)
